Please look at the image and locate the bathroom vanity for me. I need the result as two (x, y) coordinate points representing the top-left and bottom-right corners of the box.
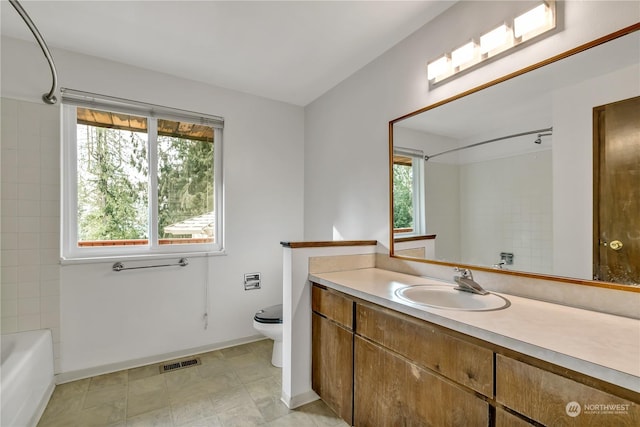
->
(310, 268), (640, 426)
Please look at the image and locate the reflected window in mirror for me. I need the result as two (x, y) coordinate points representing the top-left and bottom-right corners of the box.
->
(393, 147), (425, 236)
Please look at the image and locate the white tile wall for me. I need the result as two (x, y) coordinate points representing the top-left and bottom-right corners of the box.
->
(459, 150), (554, 274)
(1, 97), (61, 371)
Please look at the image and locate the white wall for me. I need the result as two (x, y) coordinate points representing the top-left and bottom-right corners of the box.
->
(425, 162), (460, 262)
(1, 36), (305, 374)
(303, 1), (640, 250)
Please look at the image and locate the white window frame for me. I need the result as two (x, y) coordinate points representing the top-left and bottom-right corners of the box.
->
(393, 147), (425, 236)
(61, 88), (224, 261)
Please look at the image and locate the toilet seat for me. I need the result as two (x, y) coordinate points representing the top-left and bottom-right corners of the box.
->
(254, 304), (282, 324)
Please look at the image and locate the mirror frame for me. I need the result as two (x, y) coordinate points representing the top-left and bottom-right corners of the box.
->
(389, 23), (640, 293)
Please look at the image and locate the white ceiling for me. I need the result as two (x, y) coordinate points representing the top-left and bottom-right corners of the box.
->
(1, 1), (455, 106)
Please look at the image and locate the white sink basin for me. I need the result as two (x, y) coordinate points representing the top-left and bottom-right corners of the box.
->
(395, 285), (510, 311)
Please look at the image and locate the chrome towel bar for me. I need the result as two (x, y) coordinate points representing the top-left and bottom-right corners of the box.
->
(112, 258), (189, 272)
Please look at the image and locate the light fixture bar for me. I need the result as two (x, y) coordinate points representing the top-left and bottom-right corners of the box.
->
(514, 2), (554, 40)
(451, 41), (477, 70)
(480, 24), (512, 56)
(427, 55), (451, 81)
(427, 1), (556, 85)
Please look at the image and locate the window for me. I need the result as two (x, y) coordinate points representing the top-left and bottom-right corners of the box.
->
(61, 89), (224, 259)
(393, 147), (425, 235)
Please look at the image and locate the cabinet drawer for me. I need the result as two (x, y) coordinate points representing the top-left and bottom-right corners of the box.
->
(496, 354), (640, 426)
(356, 302), (493, 397)
(355, 336), (489, 427)
(312, 284), (353, 329)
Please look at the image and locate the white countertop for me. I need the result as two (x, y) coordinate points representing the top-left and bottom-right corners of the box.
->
(310, 268), (640, 393)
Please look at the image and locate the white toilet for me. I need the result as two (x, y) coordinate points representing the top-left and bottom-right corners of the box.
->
(252, 304), (283, 367)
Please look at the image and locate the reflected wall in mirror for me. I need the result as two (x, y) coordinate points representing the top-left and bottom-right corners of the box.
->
(390, 25), (640, 288)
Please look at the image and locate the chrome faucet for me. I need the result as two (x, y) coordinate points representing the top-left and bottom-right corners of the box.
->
(453, 267), (489, 295)
(493, 260), (506, 269)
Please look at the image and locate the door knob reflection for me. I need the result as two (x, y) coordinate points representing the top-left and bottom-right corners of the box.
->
(609, 240), (624, 251)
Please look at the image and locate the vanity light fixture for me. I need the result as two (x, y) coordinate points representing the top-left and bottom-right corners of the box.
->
(427, 55), (451, 81)
(480, 24), (512, 56)
(427, 1), (556, 85)
(451, 41), (478, 71)
(514, 2), (554, 41)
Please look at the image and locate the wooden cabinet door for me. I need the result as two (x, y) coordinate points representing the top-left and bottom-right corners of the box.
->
(496, 354), (640, 426)
(354, 336), (489, 427)
(312, 312), (353, 424)
(495, 407), (535, 426)
(356, 302), (493, 397)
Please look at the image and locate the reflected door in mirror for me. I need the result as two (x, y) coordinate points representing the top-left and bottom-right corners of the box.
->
(594, 96), (640, 284)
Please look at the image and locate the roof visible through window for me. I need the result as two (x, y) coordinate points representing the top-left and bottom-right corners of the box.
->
(76, 108), (214, 142)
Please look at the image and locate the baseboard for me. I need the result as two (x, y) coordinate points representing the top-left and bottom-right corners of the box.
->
(55, 334), (266, 384)
(281, 389), (319, 409)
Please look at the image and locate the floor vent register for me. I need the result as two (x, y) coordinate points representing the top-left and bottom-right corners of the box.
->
(159, 357), (201, 373)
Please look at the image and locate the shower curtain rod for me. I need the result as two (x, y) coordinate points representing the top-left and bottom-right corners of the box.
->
(424, 126), (553, 161)
(9, 0), (58, 104)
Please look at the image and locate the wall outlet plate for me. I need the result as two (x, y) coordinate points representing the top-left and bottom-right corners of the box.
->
(244, 272), (261, 290)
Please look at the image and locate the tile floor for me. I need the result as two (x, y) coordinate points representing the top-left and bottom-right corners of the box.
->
(38, 339), (349, 427)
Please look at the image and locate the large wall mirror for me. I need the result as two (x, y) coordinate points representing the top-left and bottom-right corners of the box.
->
(390, 25), (639, 289)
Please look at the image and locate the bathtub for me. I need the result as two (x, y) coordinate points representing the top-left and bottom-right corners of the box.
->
(1, 330), (55, 427)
